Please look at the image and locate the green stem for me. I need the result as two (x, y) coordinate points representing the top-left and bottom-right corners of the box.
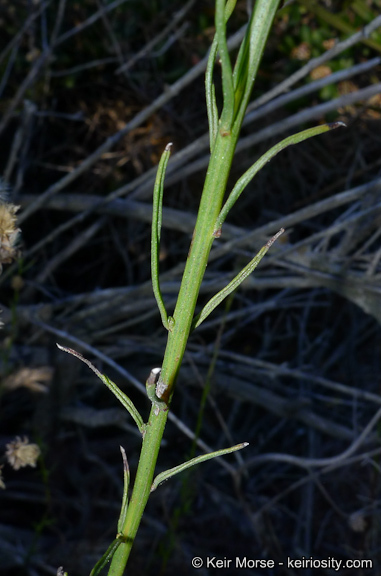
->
(108, 405), (168, 574)
(108, 2), (282, 573)
(109, 122), (238, 576)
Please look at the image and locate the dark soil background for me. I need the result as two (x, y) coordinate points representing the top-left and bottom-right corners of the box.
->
(0, 1), (381, 575)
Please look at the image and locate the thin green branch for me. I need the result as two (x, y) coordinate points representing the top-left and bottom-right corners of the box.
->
(151, 442), (249, 492)
(215, 122), (346, 234)
(193, 229), (284, 329)
(56, 344), (145, 434)
(151, 143), (172, 330)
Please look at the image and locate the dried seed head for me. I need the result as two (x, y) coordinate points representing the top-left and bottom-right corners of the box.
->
(291, 41), (311, 60)
(5, 436), (41, 470)
(0, 465), (5, 489)
(0, 202), (20, 268)
(2, 367), (53, 393)
(310, 65), (332, 81)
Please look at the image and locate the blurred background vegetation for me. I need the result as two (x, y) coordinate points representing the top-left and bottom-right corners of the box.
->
(0, 1), (381, 575)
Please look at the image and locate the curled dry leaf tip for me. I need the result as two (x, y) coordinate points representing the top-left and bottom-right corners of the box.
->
(329, 121), (347, 129)
(266, 228), (285, 248)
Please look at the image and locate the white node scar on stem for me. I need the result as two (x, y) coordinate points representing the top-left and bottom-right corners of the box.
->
(156, 377), (168, 399)
(146, 367), (161, 386)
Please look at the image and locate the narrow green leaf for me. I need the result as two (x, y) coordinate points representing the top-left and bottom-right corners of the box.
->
(151, 143), (172, 330)
(215, 123), (346, 233)
(193, 229), (284, 329)
(225, 0), (238, 20)
(90, 538), (122, 576)
(151, 442), (249, 492)
(117, 446), (130, 533)
(215, 0), (235, 132)
(205, 36), (220, 151)
(206, 0), (238, 149)
(232, 11), (251, 102)
(56, 344), (145, 434)
(233, 0), (281, 129)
